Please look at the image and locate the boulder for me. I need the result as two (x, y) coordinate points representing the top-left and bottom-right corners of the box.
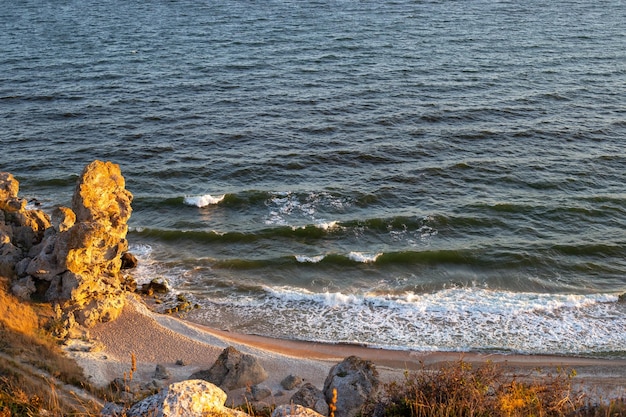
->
(247, 384), (272, 401)
(154, 364), (171, 380)
(10, 276), (36, 300)
(281, 374), (304, 390)
(141, 278), (169, 295)
(121, 251), (138, 269)
(291, 382), (329, 416)
(189, 346), (268, 391)
(272, 404), (326, 417)
(323, 356), (380, 417)
(116, 380), (250, 417)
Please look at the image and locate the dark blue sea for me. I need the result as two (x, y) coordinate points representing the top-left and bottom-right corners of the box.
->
(2, 0), (625, 356)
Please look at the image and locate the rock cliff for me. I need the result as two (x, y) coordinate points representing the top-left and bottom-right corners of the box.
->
(0, 161), (133, 330)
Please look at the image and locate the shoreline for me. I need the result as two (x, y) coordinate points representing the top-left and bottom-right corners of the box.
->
(70, 295), (626, 406)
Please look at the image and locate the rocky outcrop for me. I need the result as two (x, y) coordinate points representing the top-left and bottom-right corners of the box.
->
(323, 356), (380, 417)
(102, 380), (250, 417)
(0, 172), (51, 277)
(189, 345), (268, 391)
(0, 161), (133, 330)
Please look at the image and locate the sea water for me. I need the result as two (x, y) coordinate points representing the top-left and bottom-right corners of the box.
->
(1, 0), (625, 356)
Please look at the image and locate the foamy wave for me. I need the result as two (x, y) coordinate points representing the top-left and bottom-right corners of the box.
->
(190, 285), (626, 355)
(128, 243), (153, 257)
(295, 254), (325, 263)
(183, 194), (225, 207)
(348, 251), (382, 263)
(263, 286), (361, 307)
(317, 220), (339, 230)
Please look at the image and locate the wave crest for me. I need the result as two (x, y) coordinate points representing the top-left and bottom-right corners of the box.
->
(184, 194), (226, 207)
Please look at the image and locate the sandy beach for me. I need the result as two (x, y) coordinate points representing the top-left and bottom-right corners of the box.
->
(68, 295), (625, 407)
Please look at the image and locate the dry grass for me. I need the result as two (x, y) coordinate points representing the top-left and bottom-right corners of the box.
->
(0, 277), (101, 416)
(364, 359), (625, 417)
(0, 277), (39, 336)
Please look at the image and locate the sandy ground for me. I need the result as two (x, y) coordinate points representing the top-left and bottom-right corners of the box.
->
(66, 295), (626, 407)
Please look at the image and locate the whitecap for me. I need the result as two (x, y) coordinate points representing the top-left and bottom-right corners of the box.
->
(183, 194), (225, 207)
(348, 251), (382, 263)
(295, 254), (325, 263)
(317, 220), (339, 230)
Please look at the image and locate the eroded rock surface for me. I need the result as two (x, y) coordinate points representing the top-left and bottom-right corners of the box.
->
(0, 161), (133, 330)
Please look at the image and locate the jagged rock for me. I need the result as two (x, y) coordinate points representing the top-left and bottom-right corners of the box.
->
(619, 293), (625, 303)
(141, 278), (169, 295)
(9, 208), (51, 251)
(272, 404), (325, 417)
(0, 172), (19, 201)
(0, 173), (25, 215)
(1, 162), (133, 329)
(51, 206), (76, 232)
(10, 276), (36, 300)
(0, 173), (50, 275)
(72, 161), (132, 235)
(281, 374), (303, 390)
(121, 380), (250, 417)
(323, 356), (380, 417)
(291, 383), (329, 416)
(189, 346), (268, 391)
(14, 257), (31, 277)
(121, 251), (138, 269)
(0, 229), (22, 277)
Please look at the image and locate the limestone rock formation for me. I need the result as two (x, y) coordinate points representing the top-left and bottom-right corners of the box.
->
(291, 382), (329, 416)
(189, 345), (268, 391)
(0, 161), (133, 329)
(0, 172), (51, 277)
(105, 380), (250, 417)
(323, 356), (380, 417)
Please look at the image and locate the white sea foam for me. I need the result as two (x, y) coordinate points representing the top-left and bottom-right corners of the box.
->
(348, 251), (382, 263)
(264, 191), (351, 226)
(295, 254), (325, 263)
(128, 243), (152, 257)
(183, 194), (225, 207)
(317, 220), (339, 230)
(191, 285), (626, 355)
